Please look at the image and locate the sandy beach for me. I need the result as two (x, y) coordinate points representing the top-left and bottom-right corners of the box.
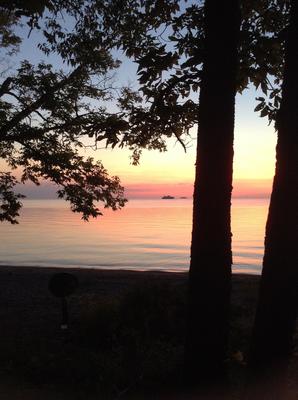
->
(0, 266), (296, 399)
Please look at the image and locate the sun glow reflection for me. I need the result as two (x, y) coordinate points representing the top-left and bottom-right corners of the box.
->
(0, 198), (269, 274)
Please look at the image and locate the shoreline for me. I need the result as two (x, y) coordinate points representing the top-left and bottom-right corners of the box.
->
(0, 265), (261, 336)
(0, 264), (261, 275)
(0, 265), (261, 304)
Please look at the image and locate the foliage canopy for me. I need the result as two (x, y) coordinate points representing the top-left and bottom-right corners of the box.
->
(0, 0), (291, 223)
(0, 0), (129, 222)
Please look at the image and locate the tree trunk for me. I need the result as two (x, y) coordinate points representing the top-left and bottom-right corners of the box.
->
(184, 0), (240, 384)
(248, 0), (298, 386)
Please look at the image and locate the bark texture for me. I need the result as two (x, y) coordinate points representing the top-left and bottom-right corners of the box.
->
(249, 0), (298, 380)
(185, 0), (240, 383)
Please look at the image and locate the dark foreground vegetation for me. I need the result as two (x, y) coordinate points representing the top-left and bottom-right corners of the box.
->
(0, 266), (297, 399)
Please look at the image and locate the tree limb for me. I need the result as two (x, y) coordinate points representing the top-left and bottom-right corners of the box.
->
(0, 66), (84, 138)
(0, 77), (13, 98)
(173, 130), (187, 152)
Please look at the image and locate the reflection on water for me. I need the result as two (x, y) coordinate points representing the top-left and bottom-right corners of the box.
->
(0, 198), (269, 274)
(232, 198), (269, 273)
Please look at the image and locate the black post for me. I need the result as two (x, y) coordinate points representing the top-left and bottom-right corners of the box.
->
(61, 296), (69, 331)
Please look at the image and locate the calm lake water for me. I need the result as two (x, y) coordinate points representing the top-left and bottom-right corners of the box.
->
(0, 198), (269, 274)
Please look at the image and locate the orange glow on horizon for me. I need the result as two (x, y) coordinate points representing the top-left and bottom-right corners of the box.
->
(123, 179), (272, 199)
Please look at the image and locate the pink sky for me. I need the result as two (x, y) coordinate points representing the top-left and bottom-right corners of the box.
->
(17, 179), (272, 200)
(123, 179), (272, 199)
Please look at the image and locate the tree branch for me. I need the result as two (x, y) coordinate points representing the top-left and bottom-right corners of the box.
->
(0, 77), (13, 98)
(0, 66), (84, 138)
(5, 92), (50, 125)
(173, 130), (187, 152)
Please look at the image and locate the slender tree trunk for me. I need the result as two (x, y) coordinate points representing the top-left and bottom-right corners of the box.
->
(248, 0), (298, 388)
(184, 0), (240, 384)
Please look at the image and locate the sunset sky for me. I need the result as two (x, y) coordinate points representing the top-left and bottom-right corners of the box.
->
(79, 86), (277, 199)
(2, 21), (277, 200)
(8, 84), (277, 200)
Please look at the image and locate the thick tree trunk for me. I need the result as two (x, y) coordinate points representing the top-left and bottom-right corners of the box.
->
(184, 0), (240, 384)
(248, 0), (298, 386)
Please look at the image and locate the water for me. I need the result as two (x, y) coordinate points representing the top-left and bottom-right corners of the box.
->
(0, 198), (269, 274)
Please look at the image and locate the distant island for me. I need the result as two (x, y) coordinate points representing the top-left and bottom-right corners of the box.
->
(180, 196), (187, 199)
(161, 195), (175, 199)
